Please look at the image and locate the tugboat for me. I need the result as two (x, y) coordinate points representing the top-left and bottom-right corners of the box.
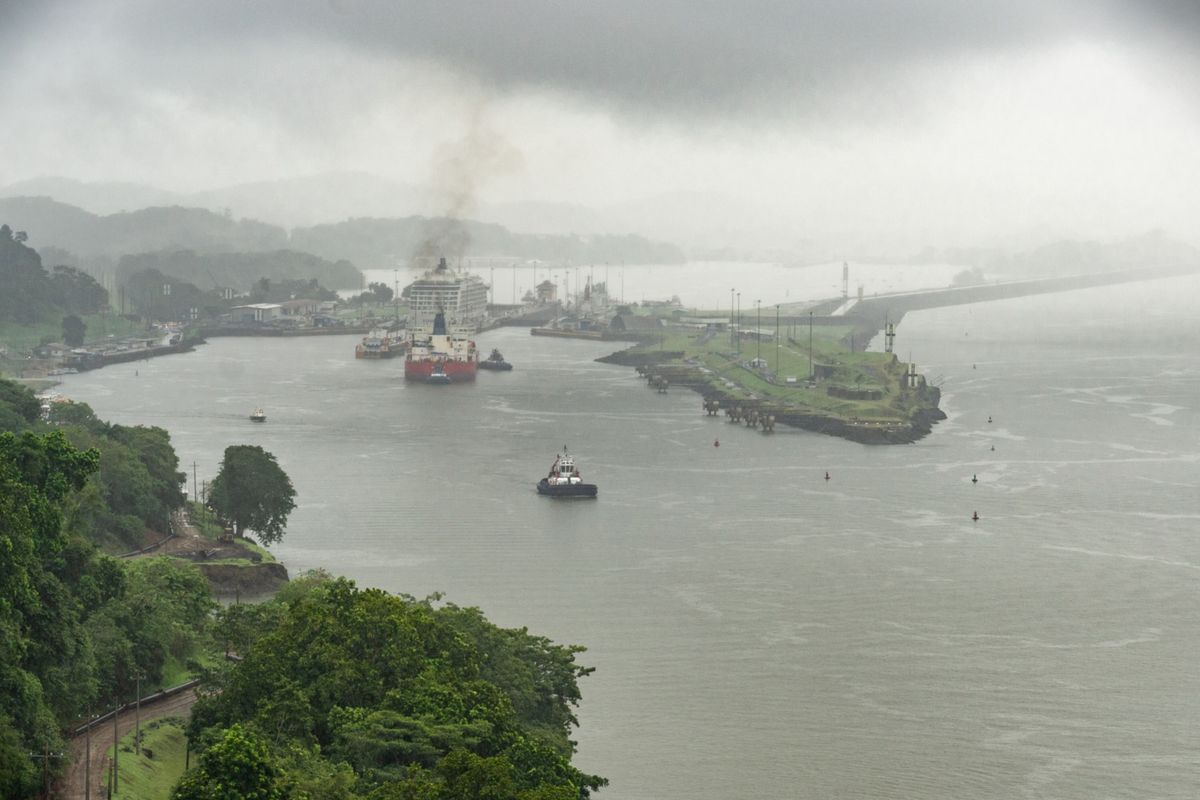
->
(426, 363), (452, 385)
(536, 449), (598, 498)
(355, 329), (407, 359)
(478, 348), (513, 371)
(249, 408), (267, 422)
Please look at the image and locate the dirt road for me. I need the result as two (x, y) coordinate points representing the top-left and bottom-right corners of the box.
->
(60, 686), (199, 799)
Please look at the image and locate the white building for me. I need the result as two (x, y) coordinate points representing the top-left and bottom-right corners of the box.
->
(404, 257), (489, 330)
(231, 303), (282, 322)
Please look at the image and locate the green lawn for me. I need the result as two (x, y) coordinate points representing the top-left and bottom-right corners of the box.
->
(627, 323), (918, 423)
(0, 313), (143, 352)
(110, 716), (191, 800)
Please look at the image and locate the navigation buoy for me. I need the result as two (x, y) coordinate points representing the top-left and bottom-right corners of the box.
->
(987, 415), (992, 423)
(972, 511), (979, 521)
(971, 474), (978, 484)
(972, 363), (976, 369)
(824, 471), (831, 481)
(990, 445), (995, 452)
(714, 439), (720, 448)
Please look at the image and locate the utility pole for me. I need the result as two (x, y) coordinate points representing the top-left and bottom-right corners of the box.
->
(730, 288), (735, 349)
(85, 709), (93, 800)
(135, 673), (142, 756)
(192, 461), (198, 504)
(30, 742), (64, 799)
(736, 293), (741, 354)
(112, 694), (119, 792)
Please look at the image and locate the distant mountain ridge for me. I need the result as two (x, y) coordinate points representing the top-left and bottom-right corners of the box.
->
(0, 196), (287, 259)
(0, 173), (431, 226)
(0, 196), (686, 289)
(0, 174), (787, 257)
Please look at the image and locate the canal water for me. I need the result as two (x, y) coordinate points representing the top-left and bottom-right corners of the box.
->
(59, 271), (1200, 799)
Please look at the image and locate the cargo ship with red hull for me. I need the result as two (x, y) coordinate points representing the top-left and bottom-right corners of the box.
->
(404, 311), (478, 382)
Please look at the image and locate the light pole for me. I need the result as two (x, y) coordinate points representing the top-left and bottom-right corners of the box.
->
(809, 311), (814, 381)
(730, 288), (735, 349)
(736, 292), (741, 354)
(756, 300), (761, 363)
(775, 304), (780, 377)
(393, 269), (399, 323)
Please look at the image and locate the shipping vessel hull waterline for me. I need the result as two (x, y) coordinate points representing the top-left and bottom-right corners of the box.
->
(404, 310), (477, 382)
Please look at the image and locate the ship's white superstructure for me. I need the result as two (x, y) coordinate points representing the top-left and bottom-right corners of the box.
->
(404, 257), (489, 330)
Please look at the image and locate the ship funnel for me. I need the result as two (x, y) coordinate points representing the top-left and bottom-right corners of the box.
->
(433, 311), (447, 335)
(437, 257), (449, 272)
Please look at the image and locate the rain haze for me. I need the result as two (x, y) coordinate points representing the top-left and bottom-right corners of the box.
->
(3, 0), (1199, 253)
(5, 3), (1200, 800)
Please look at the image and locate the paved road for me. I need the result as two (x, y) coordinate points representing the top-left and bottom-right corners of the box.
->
(60, 687), (199, 799)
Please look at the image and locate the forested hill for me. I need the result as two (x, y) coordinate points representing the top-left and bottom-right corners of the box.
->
(0, 196), (287, 258)
(0, 378), (605, 799)
(0, 225), (108, 323)
(291, 215), (687, 269)
(0, 196), (687, 278)
(116, 248), (364, 292)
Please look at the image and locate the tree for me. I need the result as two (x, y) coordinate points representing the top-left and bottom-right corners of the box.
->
(171, 724), (285, 800)
(209, 445), (296, 544)
(62, 315), (86, 346)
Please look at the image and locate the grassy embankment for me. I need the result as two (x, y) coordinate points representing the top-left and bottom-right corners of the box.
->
(108, 717), (191, 800)
(0, 313), (144, 377)
(624, 322), (928, 425)
(186, 501), (276, 565)
(0, 313), (143, 351)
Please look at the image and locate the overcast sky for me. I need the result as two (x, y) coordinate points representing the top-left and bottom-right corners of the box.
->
(3, 0), (1198, 252)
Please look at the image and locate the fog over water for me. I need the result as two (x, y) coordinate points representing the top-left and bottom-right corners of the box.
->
(4, 2), (1200, 253)
(9, 2), (1200, 795)
(59, 270), (1200, 798)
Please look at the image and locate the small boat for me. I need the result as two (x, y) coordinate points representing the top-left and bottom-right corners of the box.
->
(249, 408), (266, 422)
(536, 449), (598, 498)
(478, 348), (513, 371)
(425, 363), (452, 385)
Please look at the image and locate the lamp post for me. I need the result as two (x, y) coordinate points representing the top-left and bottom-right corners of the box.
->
(756, 300), (761, 363)
(809, 311), (814, 381)
(736, 292), (741, 354)
(730, 288), (735, 349)
(775, 304), (780, 378)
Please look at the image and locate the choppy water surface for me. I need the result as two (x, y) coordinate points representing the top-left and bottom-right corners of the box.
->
(61, 273), (1200, 798)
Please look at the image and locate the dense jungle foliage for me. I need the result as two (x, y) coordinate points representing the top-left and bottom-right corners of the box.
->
(0, 378), (604, 799)
(0, 224), (109, 324)
(0, 379), (212, 797)
(181, 575), (606, 799)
